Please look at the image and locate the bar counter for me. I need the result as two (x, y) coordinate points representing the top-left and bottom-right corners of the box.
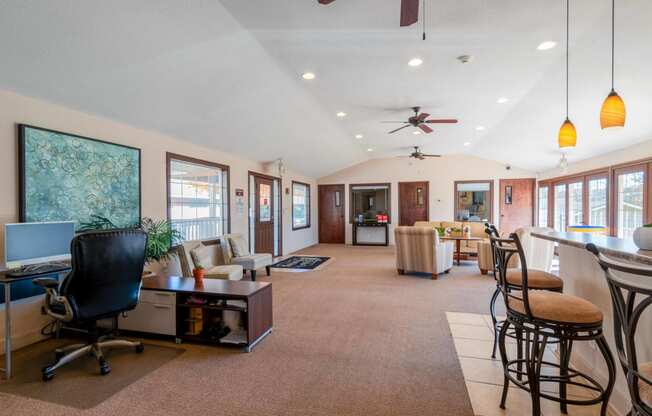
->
(532, 230), (652, 415)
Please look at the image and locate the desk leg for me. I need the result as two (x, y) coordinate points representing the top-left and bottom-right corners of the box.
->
(3, 283), (11, 379)
(456, 240), (461, 265)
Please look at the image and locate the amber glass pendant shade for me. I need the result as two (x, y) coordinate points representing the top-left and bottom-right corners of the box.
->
(600, 89), (626, 129)
(558, 118), (577, 148)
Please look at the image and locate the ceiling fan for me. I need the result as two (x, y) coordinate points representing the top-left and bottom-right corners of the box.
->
(318, 0), (420, 27)
(383, 107), (458, 134)
(402, 146), (441, 160)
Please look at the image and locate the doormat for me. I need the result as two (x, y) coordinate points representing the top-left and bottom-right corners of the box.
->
(270, 256), (331, 271)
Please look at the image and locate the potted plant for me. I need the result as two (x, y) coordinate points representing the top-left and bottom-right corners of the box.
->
(192, 265), (205, 281)
(435, 226), (446, 237)
(633, 224), (652, 250)
(78, 215), (183, 268)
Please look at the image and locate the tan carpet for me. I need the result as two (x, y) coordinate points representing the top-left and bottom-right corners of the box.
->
(0, 244), (498, 416)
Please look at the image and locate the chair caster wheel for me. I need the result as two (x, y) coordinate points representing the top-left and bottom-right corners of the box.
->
(42, 367), (55, 382)
(135, 343), (144, 353)
(99, 360), (111, 376)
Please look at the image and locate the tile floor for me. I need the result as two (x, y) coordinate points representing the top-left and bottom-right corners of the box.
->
(446, 312), (609, 416)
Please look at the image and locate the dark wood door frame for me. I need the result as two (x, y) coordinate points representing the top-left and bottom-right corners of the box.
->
(398, 181), (429, 226)
(248, 171), (282, 256)
(318, 184), (346, 244)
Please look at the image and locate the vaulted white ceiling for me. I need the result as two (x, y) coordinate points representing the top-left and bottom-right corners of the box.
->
(1, 1), (651, 177)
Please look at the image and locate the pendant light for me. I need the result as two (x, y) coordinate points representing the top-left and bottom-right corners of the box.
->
(600, 0), (626, 128)
(558, 0), (576, 149)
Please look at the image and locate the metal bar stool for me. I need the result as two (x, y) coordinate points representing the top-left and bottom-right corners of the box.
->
(485, 224), (563, 359)
(492, 233), (616, 416)
(588, 243), (652, 416)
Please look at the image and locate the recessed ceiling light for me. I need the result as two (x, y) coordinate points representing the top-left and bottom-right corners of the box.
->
(336, 112), (347, 117)
(355, 134), (363, 139)
(367, 148), (374, 152)
(476, 126), (486, 131)
(408, 57), (423, 67)
(496, 97), (509, 104)
(463, 141), (471, 147)
(302, 72), (316, 80)
(413, 130), (422, 135)
(537, 41), (557, 51)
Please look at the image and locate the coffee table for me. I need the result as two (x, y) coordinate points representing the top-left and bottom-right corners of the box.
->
(441, 235), (484, 265)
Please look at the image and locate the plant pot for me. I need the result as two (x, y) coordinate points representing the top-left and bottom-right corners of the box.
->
(633, 227), (652, 250)
(192, 269), (205, 280)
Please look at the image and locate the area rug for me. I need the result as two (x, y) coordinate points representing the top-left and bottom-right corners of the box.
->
(0, 337), (185, 409)
(270, 255), (331, 271)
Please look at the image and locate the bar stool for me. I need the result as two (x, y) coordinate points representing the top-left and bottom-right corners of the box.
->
(485, 224), (564, 359)
(492, 233), (616, 416)
(588, 243), (652, 416)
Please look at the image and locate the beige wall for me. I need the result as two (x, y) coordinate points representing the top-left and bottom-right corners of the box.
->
(0, 89), (317, 353)
(318, 155), (535, 244)
(538, 139), (652, 180)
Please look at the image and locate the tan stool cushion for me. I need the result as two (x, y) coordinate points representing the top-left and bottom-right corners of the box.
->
(511, 291), (603, 325)
(506, 269), (563, 290)
(638, 362), (652, 406)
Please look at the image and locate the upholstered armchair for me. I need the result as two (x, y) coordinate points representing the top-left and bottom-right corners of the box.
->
(219, 233), (273, 281)
(477, 226), (555, 274)
(395, 226), (454, 279)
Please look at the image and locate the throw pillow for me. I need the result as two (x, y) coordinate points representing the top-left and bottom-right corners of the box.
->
(190, 243), (215, 270)
(228, 235), (250, 258)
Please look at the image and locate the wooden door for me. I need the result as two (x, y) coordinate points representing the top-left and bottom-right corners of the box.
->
(499, 178), (535, 234)
(399, 181), (429, 226)
(255, 176), (274, 253)
(318, 184), (345, 243)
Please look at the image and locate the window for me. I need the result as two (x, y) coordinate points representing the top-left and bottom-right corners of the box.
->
(554, 184), (566, 232)
(568, 182), (583, 226)
(616, 170), (645, 239)
(350, 184), (391, 223)
(292, 181), (310, 230)
(588, 177), (608, 226)
(538, 186), (548, 227)
(167, 153), (229, 241)
(454, 181), (493, 222)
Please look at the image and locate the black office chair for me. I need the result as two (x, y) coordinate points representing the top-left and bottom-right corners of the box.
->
(34, 229), (148, 381)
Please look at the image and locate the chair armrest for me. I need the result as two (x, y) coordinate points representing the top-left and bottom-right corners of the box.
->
(33, 277), (59, 289)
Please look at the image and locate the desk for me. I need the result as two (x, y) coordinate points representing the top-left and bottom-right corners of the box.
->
(440, 235), (482, 265)
(0, 265), (71, 380)
(352, 222), (389, 246)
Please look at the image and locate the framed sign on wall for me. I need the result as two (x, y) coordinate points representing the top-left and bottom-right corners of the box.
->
(18, 124), (141, 229)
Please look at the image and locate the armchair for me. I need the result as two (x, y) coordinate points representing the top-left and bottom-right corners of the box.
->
(219, 234), (272, 281)
(34, 229), (148, 381)
(394, 226), (454, 279)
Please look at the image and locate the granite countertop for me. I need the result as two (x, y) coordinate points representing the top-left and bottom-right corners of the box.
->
(531, 230), (652, 266)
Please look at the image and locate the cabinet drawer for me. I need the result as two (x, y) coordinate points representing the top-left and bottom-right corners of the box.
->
(119, 301), (176, 336)
(140, 290), (176, 306)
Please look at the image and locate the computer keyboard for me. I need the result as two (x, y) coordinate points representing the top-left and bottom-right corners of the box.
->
(6, 262), (70, 277)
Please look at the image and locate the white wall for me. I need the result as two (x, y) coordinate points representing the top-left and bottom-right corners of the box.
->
(538, 138), (652, 180)
(0, 89), (317, 353)
(318, 155), (535, 244)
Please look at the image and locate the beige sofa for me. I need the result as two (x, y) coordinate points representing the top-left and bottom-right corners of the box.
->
(414, 220), (487, 255)
(477, 226), (555, 274)
(395, 226), (454, 279)
(174, 239), (244, 280)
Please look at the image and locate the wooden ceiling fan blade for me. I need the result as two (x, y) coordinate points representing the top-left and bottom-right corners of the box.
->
(425, 119), (459, 124)
(400, 0), (419, 26)
(417, 112), (430, 121)
(380, 121), (409, 123)
(318, 0), (336, 4)
(418, 124), (434, 133)
(388, 125), (411, 134)
(422, 154), (442, 158)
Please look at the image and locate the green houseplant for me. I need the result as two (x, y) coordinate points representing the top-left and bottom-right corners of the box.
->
(78, 215), (183, 263)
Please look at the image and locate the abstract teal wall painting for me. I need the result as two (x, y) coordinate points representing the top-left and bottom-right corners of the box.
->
(19, 125), (141, 230)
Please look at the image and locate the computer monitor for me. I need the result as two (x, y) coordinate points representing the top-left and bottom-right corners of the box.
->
(4, 221), (76, 268)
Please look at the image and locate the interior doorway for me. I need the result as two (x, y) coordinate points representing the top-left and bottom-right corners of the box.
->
(248, 171), (282, 256)
(318, 184), (345, 244)
(399, 181), (429, 226)
(499, 178), (536, 234)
